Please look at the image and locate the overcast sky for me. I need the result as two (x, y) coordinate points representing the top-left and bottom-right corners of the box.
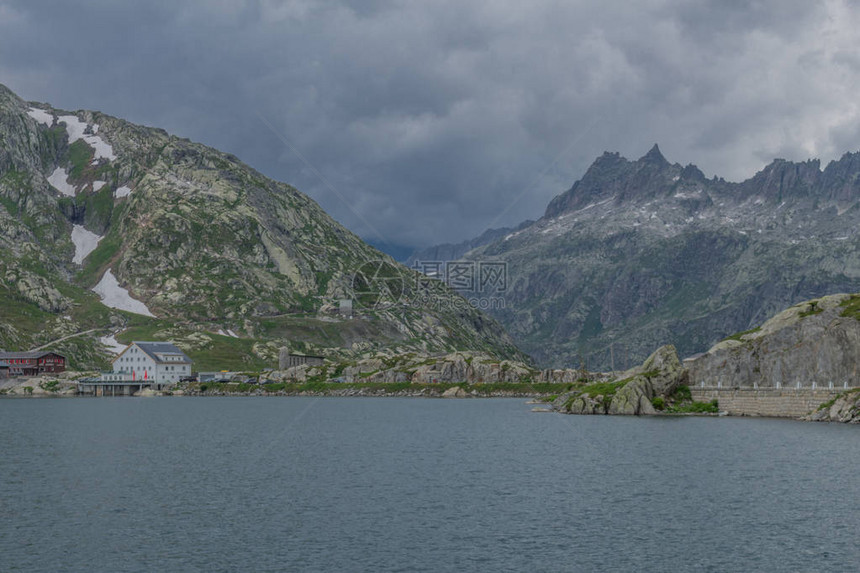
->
(2, 0), (860, 250)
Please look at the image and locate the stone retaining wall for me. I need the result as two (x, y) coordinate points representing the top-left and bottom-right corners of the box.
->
(690, 387), (842, 418)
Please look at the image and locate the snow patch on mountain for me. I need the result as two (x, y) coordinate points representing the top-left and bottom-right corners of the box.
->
(48, 167), (75, 196)
(71, 224), (102, 264)
(100, 335), (127, 355)
(92, 180), (106, 191)
(92, 269), (154, 317)
(26, 107), (53, 126)
(57, 114), (116, 162)
(115, 185), (132, 198)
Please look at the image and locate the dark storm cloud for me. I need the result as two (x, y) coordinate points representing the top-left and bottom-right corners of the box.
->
(2, 0), (860, 247)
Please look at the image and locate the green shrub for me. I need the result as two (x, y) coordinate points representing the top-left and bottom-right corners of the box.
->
(670, 384), (692, 401)
(671, 399), (718, 414)
(839, 295), (860, 321)
(651, 396), (665, 410)
(40, 380), (60, 392)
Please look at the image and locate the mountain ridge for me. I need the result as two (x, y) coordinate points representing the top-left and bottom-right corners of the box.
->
(438, 144), (860, 368)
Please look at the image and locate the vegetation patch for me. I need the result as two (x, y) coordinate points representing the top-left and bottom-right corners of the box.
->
(40, 380), (60, 393)
(670, 384), (692, 402)
(816, 388), (860, 411)
(798, 300), (824, 318)
(839, 295), (860, 321)
(721, 327), (761, 343)
(0, 195), (19, 216)
(581, 380), (626, 397)
(663, 384), (718, 413)
(0, 169), (30, 191)
(77, 234), (122, 285)
(68, 140), (94, 180)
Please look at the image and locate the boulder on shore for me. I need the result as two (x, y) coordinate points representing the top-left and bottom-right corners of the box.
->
(442, 386), (468, 398)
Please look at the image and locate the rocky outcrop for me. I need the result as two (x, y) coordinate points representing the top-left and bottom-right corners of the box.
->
(607, 376), (657, 415)
(0, 375), (78, 396)
(806, 390), (860, 423)
(553, 345), (685, 416)
(686, 294), (860, 389)
(3, 268), (71, 312)
(559, 394), (606, 415)
(270, 351), (545, 385)
(640, 344), (687, 394)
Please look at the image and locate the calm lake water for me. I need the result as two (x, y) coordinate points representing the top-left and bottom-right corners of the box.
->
(2, 397), (859, 572)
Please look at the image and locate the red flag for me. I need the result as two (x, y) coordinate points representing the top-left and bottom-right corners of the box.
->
(132, 369), (135, 381)
(144, 369), (148, 380)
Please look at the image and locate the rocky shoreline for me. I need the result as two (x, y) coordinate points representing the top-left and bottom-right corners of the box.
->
(6, 328), (860, 423)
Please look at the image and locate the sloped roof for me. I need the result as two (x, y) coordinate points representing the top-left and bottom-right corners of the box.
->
(0, 351), (65, 360)
(133, 341), (192, 364)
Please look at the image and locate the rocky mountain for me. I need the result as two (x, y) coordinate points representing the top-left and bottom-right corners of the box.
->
(451, 144), (860, 369)
(0, 83), (525, 369)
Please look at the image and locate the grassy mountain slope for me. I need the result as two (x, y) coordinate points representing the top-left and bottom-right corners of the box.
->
(0, 84), (525, 369)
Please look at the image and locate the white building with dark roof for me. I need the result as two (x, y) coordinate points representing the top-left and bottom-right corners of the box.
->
(110, 341), (192, 387)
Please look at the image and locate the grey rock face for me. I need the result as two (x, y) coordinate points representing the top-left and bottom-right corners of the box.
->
(686, 294), (860, 389)
(641, 345), (686, 395)
(608, 376), (656, 415)
(554, 394), (605, 415)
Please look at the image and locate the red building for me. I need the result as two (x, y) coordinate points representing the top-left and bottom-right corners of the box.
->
(0, 351), (66, 377)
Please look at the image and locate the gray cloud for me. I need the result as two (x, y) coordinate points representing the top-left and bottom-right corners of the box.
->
(2, 0), (860, 248)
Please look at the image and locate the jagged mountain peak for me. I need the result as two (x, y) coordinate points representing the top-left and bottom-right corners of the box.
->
(544, 145), (686, 218)
(638, 143), (669, 166)
(741, 156), (824, 202)
(680, 163), (706, 181)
